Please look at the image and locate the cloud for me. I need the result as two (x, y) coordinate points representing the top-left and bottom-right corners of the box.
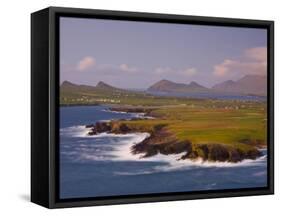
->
(181, 67), (198, 76)
(154, 67), (198, 76)
(77, 56), (96, 71)
(154, 67), (172, 75)
(213, 46), (267, 78)
(245, 46), (267, 62)
(119, 64), (137, 73)
(75, 62), (138, 75)
(213, 59), (235, 77)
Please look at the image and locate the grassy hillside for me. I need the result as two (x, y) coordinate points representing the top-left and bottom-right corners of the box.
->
(116, 104), (267, 148)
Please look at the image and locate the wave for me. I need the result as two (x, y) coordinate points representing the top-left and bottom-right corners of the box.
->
(60, 125), (141, 138)
(132, 112), (155, 119)
(60, 125), (267, 175)
(102, 108), (155, 119)
(113, 153), (267, 176)
(60, 125), (150, 162)
(102, 109), (127, 114)
(110, 143), (267, 175)
(60, 125), (89, 137)
(110, 132), (150, 161)
(108, 132), (267, 175)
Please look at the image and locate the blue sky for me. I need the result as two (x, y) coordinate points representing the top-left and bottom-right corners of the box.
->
(60, 17), (267, 88)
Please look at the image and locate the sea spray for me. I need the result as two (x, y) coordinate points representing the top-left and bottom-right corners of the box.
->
(61, 125), (267, 175)
(102, 108), (155, 119)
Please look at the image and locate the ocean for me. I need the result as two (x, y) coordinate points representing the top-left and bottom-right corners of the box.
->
(60, 105), (267, 199)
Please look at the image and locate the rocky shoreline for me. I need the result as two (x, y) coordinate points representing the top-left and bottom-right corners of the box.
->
(85, 107), (263, 163)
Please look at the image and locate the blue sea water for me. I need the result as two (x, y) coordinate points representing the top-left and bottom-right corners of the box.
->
(60, 105), (267, 199)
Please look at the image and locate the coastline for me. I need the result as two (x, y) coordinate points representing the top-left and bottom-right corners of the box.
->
(81, 105), (265, 163)
(59, 104), (268, 198)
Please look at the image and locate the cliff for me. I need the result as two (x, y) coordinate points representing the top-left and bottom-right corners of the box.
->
(85, 119), (262, 163)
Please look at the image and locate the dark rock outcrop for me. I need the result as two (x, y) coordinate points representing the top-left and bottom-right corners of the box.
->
(239, 138), (266, 148)
(86, 121), (112, 135)
(95, 122), (111, 132)
(180, 143), (262, 162)
(85, 124), (95, 128)
(131, 137), (192, 158)
(85, 121), (262, 163)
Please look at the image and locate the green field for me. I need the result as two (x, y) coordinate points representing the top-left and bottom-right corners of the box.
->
(121, 104), (267, 147)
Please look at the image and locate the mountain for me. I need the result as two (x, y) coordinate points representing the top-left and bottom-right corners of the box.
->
(61, 80), (77, 88)
(61, 75), (267, 99)
(212, 80), (236, 92)
(147, 79), (208, 93)
(60, 80), (142, 97)
(212, 75), (267, 96)
(61, 80), (124, 91)
(96, 81), (122, 91)
(188, 81), (208, 91)
(61, 81), (97, 92)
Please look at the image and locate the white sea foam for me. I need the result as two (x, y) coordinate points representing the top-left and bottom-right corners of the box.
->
(111, 144), (267, 175)
(114, 170), (156, 176)
(113, 153), (267, 176)
(60, 125), (89, 137)
(156, 155), (267, 171)
(102, 109), (127, 114)
(60, 125), (139, 139)
(102, 108), (155, 119)
(109, 132), (267, 175)
(61, 125), (267, 175)
(108, 134), (267, 168)
(110, 132), (150, 161)
(132, 113), (155, 119)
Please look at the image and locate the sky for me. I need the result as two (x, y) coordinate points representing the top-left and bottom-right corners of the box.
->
(60, 17), (267, 89)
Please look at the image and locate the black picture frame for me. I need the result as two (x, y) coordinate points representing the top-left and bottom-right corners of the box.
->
(31, 6), (274, 209)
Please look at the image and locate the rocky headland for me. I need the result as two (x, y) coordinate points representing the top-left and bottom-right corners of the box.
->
(85, 107), (262, 163)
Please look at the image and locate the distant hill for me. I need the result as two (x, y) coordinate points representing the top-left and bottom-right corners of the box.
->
(147, 79), (208, 93)
(61, 80), (78, 88)
(96, 81), (123, 91)
(61, 80), (125, 93)
(60, 80), (151, 105)
(61, 75), (267, 101)
(148, 75), (266, 96)
(60, 80), (97, 92)
(212, 75), (267, 96)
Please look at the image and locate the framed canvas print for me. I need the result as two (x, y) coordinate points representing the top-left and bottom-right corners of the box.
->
(31, 7), (274, 208)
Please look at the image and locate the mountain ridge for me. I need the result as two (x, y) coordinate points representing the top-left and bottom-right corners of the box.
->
(61, 80), (123, 91)
(148, 75), (266, 96)
(147, 79), (208, 93)
(61, 74), (267, 96)
(212, 75), (266, 96)
(96, 81), (122, 91)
